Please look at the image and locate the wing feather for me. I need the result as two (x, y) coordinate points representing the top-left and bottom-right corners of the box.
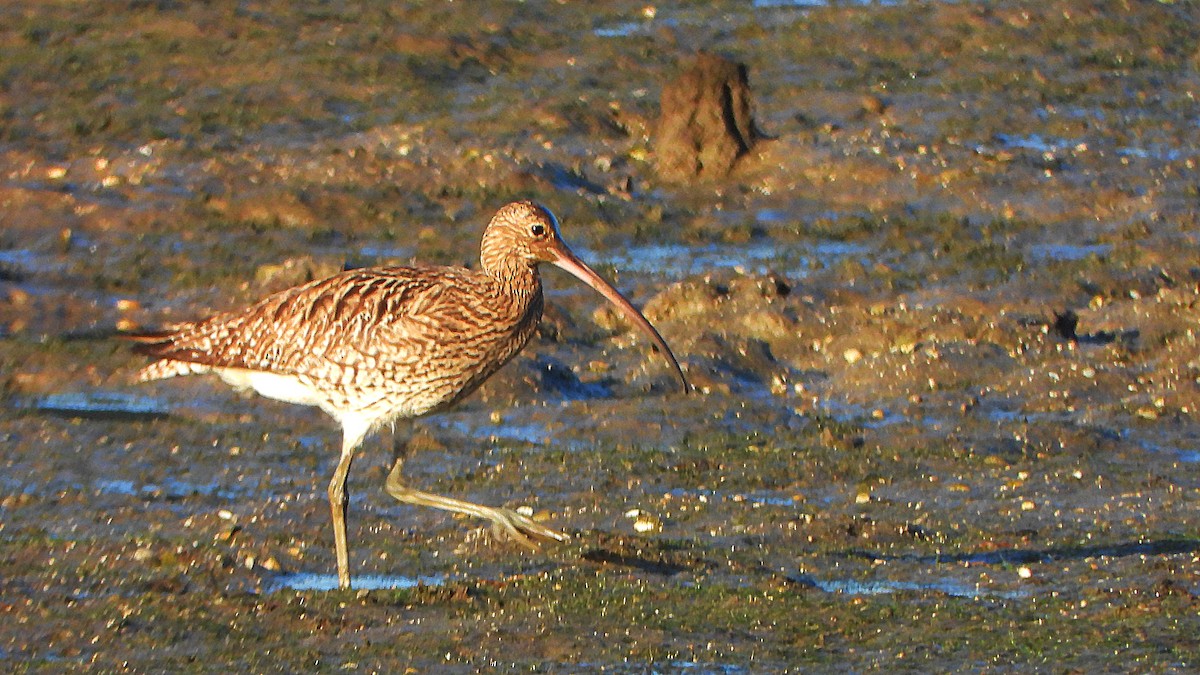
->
(133, 265), (539, 410)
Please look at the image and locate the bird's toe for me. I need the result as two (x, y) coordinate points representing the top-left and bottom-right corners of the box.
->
(492, 508), (569, 548)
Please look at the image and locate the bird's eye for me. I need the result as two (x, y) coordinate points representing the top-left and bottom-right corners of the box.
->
(531, 223), (546, 237)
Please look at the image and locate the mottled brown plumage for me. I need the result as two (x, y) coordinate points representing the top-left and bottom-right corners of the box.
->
(132, 201), (688, 589)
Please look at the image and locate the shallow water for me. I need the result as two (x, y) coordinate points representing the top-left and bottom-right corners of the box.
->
(579, 240), (867, 279)
(28, 391), (171, 420)
(93, 477), (244, 501)
(266, 572), (444, 593)
(791, 573), (1029, 600)
(1025, 243), (1112, 262)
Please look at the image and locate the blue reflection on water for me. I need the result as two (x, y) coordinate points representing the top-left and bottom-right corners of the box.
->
(266, 572), (443, 593)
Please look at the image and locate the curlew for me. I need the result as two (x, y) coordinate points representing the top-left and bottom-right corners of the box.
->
(130, 201), (688, 589)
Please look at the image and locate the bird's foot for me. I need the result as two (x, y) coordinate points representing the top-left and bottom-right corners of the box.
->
(384, 460), (568, 548)
(484, 506), (570, 549)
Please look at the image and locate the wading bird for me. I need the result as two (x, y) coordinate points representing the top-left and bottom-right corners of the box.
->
(131, 201), (688, 589)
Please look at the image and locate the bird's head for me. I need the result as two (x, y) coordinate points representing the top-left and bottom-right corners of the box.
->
(480, 201), (689, 393)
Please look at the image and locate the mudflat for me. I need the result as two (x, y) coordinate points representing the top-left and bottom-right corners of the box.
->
(2, 1), (1198, 671)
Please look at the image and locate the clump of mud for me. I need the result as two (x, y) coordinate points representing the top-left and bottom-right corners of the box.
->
(654, 51), (763, 182)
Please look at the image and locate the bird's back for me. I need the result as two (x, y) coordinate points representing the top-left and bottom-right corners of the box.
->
(134, 265), (544, 421)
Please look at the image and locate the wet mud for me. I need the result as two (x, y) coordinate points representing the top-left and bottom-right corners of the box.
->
(3, 0), (1200, 671)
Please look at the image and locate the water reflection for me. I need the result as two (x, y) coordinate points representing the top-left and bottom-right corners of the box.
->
(94, 477), (243, 500)
(30, 391), (171, 420)
(1027, 243), (1112, 262)
(576, 240), (866, 279)
(266, 572), (443, 593)
(791, 572), (1028, 599)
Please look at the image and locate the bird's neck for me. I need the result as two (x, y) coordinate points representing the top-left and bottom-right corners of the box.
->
(492, 265), (542, 303)
(482, 266), (544, 360)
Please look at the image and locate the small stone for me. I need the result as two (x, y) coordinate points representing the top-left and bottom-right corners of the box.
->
(860, 94), (888, 116)
(633, 514), (660, 533)
(4, 287), (31, 307)
(624, 508), (660, 533)
(843, 348), (862, 364)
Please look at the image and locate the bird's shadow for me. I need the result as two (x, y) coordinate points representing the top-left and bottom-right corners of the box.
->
(574, 532), (715, 577)
(842, 537), (1200, 566)
(579, 547), (692, 576)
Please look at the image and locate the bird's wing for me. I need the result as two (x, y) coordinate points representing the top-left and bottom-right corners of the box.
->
(133, 266), (485, 380)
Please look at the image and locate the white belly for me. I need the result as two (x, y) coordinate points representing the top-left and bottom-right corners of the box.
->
(215, 368), (326, 408)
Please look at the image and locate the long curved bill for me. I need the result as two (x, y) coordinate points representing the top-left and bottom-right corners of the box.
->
(547, 242), (689, 393)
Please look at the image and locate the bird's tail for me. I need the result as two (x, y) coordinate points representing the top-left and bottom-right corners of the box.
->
(119, 327), (207, 381)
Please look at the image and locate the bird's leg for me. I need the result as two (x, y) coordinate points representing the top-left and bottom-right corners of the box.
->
(384, 456), (568, 547)
(327, 439), (356, 590)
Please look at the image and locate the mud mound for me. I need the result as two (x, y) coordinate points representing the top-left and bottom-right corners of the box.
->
(654, 52), (762, 182)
